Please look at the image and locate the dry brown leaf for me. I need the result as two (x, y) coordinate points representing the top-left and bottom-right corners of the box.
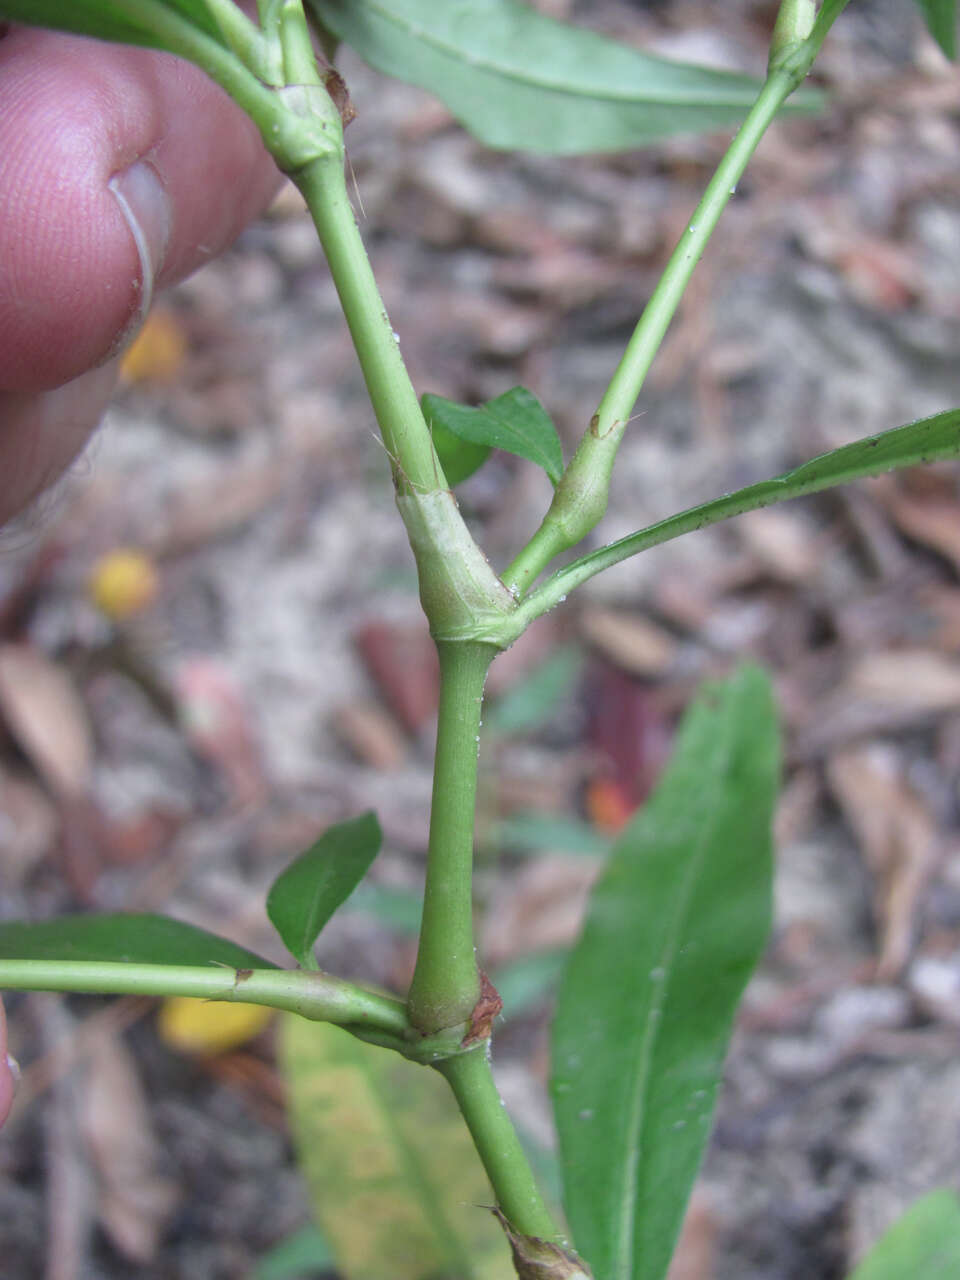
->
(0, 765), (58, 883)
(482, 856), (598, 966)
(916, 585), (960, 652)
(836, 239), (918, 311)
(175, 657), (267, 809)
(850, 650), (960, 712)
(580, 608), (677, 677)
(333, 701), (408, 770)
(0, 644), (93, 795)
(38, 996), (96, 1280)
(795, 649), (960, 755)
(151, 460), (291, 555)
(885, 488), (960, 575)
(736, 508), (821, 583)
(354, 620), (439, 735)
(827, 744), (939, 977)
(80, 1034), (178, 1263)
(773, 766), (821, 846)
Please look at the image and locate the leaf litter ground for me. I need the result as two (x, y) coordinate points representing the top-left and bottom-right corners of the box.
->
(2, 1), (960, 1276)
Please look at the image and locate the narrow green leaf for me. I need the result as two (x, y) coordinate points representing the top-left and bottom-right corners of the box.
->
(523, 408), (960, 619)
(422, 387), (564, 486)
(914, 0), (957, 58)
(551, 666), (779, 1280)
(677, 406), (960, 523)
(0, 914), (277, 969)
(307, 0), (820, 154)
(847, 1189), (960, 1279)
(267, 812), (382, 970)
(0, 0), (224, 50)
(255, 1224), (335, 1280)
(280, 1016), (512, 1280)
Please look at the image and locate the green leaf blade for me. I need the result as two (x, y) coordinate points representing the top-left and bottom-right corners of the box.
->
(847, 1189), (960, 1279)
(281, 1016), (511, 1280)
(422, 387), (564, 486)
(0, 0), (225, 50)
(267, 812), (382, 969)
(426, 413), (492, 487)
(307, 0), (820, 154)
(0, 914), (277, 969)
(525, 407), (960, 620)
(551, 666), (779, 1280)
(914, 0), (957, 59)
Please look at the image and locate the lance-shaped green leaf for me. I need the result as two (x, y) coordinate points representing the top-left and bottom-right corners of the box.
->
(507, 407), (960, 635)
(914, 0), (957, 58)
(847, 1189), (960, 1279)
(0, 0), (224, 50)
(308, 0), (820, 154)
(551, 665), (779, 1280)
(281, 1016), (512, 1280)
(422, 387), (564, 487)
(0, 914), (276, 969)
(267, 812), (381, 969)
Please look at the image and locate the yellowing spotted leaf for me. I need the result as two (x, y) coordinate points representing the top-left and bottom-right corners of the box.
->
(281, 1017), (511, 1280)
(157, 997), (273, 1056)
(88, 549), (159, 619)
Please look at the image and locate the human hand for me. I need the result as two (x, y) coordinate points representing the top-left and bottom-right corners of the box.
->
(0, 15), (283, 1129)
(0, 21), (282, 525)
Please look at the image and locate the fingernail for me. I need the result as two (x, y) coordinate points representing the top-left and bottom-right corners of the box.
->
(6, 1053), (20, 1086)
(107, 159), (171, 346)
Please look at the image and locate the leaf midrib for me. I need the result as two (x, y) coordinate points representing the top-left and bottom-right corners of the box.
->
(335, 0), (758, 107)
(354, 1046), (481, 1276)
(612, 724), (733, 1279)
(483, 401), (560, 477)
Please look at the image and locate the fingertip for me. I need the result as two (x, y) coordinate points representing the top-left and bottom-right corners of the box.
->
(0, 30), (279, 394)
(0, 361), (118, 527)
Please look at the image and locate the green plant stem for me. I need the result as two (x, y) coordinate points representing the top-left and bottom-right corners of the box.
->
(202, 0), (280, 83)
(0, 961), (409, 1040)
(293, 155), (444, 496)
(279, 0), (322, 84)
(588, 66), (801, 455)
(769, 0), (815, 64)
(116, 0), (285, 128)
(493, 409), (960, 645)
(407, 641), (495, 1035)
(440, 1047), (568, 1246)
(502, 63), (806, 600)
(807, 0), (852, 60)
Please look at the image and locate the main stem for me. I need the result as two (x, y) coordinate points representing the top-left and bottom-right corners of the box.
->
(407, 641), (494, 1034)
(440, 1047), (567, 1245)
(293, 154), (443, 495)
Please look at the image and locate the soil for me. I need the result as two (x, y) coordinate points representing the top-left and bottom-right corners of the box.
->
(2, 2), (960, 1277)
